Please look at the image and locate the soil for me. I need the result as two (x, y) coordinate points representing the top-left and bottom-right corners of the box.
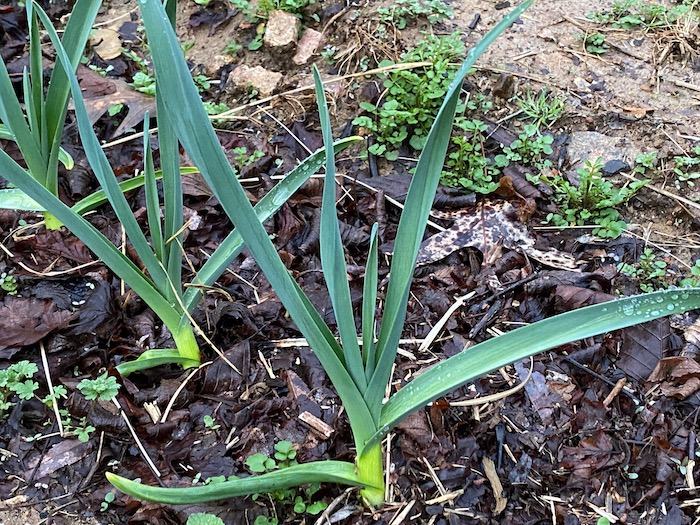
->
(1, 0), (700, 524)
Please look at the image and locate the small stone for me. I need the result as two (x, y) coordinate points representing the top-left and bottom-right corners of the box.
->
(263, 10), (300, 51)
(566, 131), (640, 171)
(229, 65), (282, 96)
(203, 54), (235, 77)
(293, 28), (324, 65)
(602, 159), (631, 176)
(90, 28), (122, 60)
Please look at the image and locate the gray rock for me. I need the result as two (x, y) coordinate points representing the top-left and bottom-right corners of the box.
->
(602, 159), (631, 176)
(566, 131), (639, 170)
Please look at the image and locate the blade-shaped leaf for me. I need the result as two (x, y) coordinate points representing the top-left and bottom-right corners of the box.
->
(44, 0), (102, 147)
(181, 137), (361, 315)
(0, 148), (182, 331)
(35, 6), (171, 294)
(142, 113), (165, 263)
(0, 49), (44, 180)
(314, 67), (366, 393)
(362, 223), (379, 379)
(365, 0), (535, 421)
(367, 288), (700, 450)
(138, 0), (376, 452)
(107, 460), (371, 504)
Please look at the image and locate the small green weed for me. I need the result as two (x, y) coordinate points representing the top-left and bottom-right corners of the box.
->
(495, 123), (554, 173)
(258, 0), (314, 17)
(353, 32), (465, 160)
(253, 517), (278, 525)
(0, 362), (96, 440)
(377, 0), (453, 29)
(588, 0), (698, 31)
(0, 272), (18, 295)
(245, 441), (327, 517)
(129, 71), (156, 96)
(222, 40), (243, 56)
(514, 89), (565, 128)
(187, 513), (225, 525)
(0, 361), (40, 413)
(544, 158), (647, 238)
(203, 414), (220, 430)
(71, 416), (97, 442)
(203, 101), (231, 127)
(229, 0), (258, 20)
(585, 32), (608, 54)
(231, 146), (264, 169)
(673, 145), (700, 189)
(100, 491), (116, 511)
(441, 119), (500, 194)
(634, 151), (658, 175)
(618, 248), (669, 292)
(680, 260), (700, 288)
(77, 372), (120, 401)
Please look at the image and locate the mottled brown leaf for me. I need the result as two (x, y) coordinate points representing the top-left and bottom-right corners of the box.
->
(418, 201), (578, 268)
(0, 296), (75, 356)
(77, 65), (156, 138)
(618, 318), (670, 383)
(647, 357), (700, 399)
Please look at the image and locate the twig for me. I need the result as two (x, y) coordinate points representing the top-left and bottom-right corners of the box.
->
(160, 361), (213, 423)
(112, 396), (161, 478)
(40, 342), (64, 437)
(438, 356), (534, 408)
(417, 292), (476, 354)
(620, 172), (700, 216)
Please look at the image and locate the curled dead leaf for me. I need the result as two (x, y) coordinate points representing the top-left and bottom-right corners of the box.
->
(646, 357), (700, 399)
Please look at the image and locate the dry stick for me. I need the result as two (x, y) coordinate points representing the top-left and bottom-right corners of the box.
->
(77, 431), (105, 491)
(418, 292), (476, 354)
(111, 396), (161, 479)
(39, 341), (64, 437)
(101, 62), (433, 150)
(312, 487), (356, 525)
(437, 356), (534, 408)
(341, 174), (446, 232)
(160, 360), (213, 423)
(388, 500), (416, 525)
(622, 226), (695, 271)
(620, 171), (700, 216)
(0, 243), (99, 277)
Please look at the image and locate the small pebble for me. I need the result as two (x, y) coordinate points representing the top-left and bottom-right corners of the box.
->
(602, 159), (630, 175)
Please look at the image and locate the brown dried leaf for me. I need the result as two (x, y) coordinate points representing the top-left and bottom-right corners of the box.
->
(646, 357), (700, 399)
(554, 285), (615, 310)
(618, 318), (670, 383)
(77, 65), (156, 138)
(418, 201), (577, 268)
(560, 430), (617, 477)
(89, 28), (122, 60)
(13, 229), (94, 268)
(0, 297), (75, 356)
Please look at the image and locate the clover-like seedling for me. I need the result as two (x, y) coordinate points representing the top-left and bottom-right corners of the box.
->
(77, 373), (120, 401)
(246, 453), (277, 473)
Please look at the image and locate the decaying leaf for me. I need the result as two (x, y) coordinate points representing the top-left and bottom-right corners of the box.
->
(77, 65), (156, 138)
(646, 357), (700, 399)
(89, 27), (122, 60)
(0, 297), (75, 357)
(617, 318), (671, 383)
(417, 201), (578, 269)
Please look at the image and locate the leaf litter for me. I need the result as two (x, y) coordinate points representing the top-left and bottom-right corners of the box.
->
(0, 0), (699, 523)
